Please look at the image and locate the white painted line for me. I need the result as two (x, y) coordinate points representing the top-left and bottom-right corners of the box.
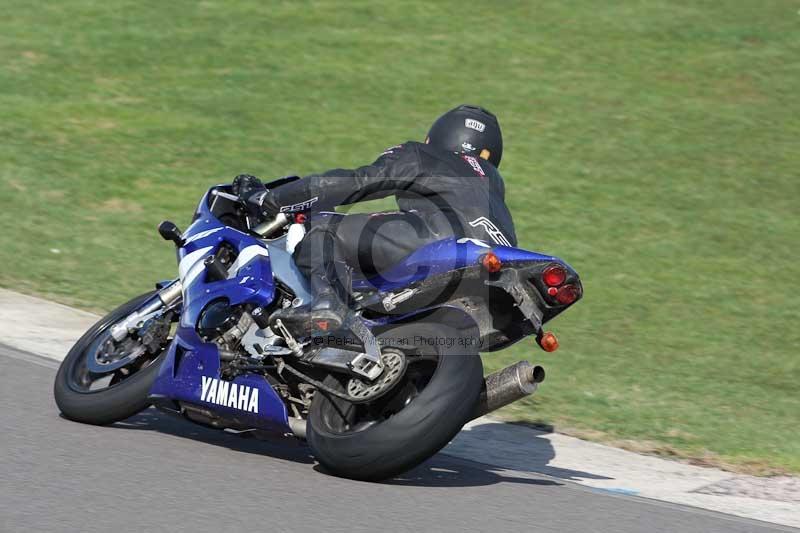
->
(1, 287), (797, 528)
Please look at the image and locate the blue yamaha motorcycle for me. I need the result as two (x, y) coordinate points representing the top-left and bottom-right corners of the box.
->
(54, 179), (582, 481)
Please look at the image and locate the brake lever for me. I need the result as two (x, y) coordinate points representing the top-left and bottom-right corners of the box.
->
(213, 187), (290, 237)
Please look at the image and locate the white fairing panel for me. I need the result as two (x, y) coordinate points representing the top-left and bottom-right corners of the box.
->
(179, 246), (214, 289)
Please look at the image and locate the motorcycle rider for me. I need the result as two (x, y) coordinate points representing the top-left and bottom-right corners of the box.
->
(233, 104), (517, 335)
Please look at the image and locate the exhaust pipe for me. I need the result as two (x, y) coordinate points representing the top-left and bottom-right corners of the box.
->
(471, 361), (545, 420)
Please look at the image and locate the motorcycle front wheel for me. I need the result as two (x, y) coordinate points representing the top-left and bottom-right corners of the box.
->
(307, 322), (483, 481)
(54, 291), (173, 425)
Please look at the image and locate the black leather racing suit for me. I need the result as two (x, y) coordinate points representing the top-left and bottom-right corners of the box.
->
(270, 141), (518, 285)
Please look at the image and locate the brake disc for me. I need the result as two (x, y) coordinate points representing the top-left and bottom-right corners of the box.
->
(346, 350), (407, 403)
(86, 332), (147, 373)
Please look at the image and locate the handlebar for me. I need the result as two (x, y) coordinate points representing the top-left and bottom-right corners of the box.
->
(252, 212), (291, 237)
(210, 189), (291, 238)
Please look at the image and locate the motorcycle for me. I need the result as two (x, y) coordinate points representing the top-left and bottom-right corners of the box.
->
(54, 178), (582, 481)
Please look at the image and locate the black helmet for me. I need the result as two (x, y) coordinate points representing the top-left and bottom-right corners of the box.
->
(426, 104), (503, 167)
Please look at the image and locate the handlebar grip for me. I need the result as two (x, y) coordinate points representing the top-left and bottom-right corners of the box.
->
(252, 212), (291, 237)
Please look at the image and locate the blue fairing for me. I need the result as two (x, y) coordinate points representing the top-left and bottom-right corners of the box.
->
(148, 189), (289, 431)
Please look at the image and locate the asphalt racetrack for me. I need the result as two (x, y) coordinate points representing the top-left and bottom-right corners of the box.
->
(0, 345), (790, 533)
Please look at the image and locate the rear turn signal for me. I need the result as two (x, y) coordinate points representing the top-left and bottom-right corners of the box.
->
(481, 252), (502, 273)
(538, 331), (559, 352)
(555, 284), (580, 305)
(542, 264), (567, 287)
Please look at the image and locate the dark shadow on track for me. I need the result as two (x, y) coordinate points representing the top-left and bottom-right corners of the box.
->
(107, 408), (572, 488)
(446, 422), (613, 482)
(106, 408), (315, 464)
(351, 458), (562, 488)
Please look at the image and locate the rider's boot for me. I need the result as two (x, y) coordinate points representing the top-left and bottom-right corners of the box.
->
(270, 264), (351, 337)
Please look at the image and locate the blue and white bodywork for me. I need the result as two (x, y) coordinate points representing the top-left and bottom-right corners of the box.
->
(147, 185), (581, 435)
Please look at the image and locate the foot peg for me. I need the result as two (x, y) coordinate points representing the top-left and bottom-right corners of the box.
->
(272, 319), (305, 357)
(347, 352), (384, 381)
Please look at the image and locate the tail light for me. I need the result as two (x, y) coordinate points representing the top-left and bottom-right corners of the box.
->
(542, 264), (567, 287)
(555, 284), (580, 305)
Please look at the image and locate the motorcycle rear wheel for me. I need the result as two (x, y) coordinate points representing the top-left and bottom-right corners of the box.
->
(54, 291), (170, 425)
(307, 322), (483, 481)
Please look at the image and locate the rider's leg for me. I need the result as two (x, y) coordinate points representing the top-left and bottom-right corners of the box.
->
(272, 212), (434, 335)
(272, 219), (351, 334)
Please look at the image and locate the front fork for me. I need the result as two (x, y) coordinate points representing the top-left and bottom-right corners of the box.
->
(109, 280), (183, 342)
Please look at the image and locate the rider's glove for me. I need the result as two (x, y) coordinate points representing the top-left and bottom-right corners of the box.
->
(232, 174), (281, 221)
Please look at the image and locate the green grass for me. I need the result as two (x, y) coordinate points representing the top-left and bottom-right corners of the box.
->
(1, 0), (798, 474)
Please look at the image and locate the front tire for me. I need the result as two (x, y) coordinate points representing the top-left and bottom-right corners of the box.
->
(307, 323), (483, 481)
(54, 291), (169, 425)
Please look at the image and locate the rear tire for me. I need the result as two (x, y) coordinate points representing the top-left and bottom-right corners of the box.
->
(307, 323), (483, 481)
(54, 291), (168, 425)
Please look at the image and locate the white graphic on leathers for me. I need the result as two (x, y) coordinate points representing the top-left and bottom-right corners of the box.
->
(469, 217), (512, 247)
